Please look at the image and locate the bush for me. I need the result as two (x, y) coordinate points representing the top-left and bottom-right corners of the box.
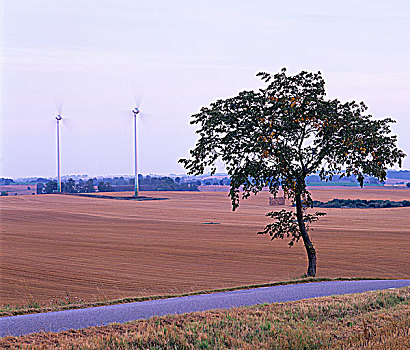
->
(313, 199), (410, 209)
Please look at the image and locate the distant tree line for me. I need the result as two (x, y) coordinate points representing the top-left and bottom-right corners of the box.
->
(38, 179), (98, 194)
(18, 174), (410, 195)
(387, 170), (410, 180)
(0, 178), (16, 185)
(137, 176), (199, 191)
(37, 176), (199, 194)
(200, 177), (231, 186)
(313, 198), (410, 209)
(305, 174), (381, 185)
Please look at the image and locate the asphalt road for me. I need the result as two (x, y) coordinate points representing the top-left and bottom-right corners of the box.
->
(1, 279), (409, 337)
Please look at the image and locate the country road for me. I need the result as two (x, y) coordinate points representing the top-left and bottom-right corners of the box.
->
(1, 279), (409, 338)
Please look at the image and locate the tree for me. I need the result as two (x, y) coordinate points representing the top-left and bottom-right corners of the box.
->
(85, 179), (95, 193)
(406, 182), (410, 188)
(36, 183), (45, 194)
(66, 178), (76, 193)
(180, 68), (406, 277)
(98, 181), (113, 192)
(44, 180), (57, 194)
(0, 178), (15, 185)
(98, 181), (106, 192)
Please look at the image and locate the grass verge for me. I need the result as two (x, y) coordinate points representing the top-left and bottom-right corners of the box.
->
(0, 277), (392, 317)
(1, 287), (408, 349)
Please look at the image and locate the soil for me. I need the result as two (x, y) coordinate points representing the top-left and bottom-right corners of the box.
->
(1, 188), (409, 306)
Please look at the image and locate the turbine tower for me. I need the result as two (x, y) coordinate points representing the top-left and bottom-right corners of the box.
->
(56, 114), (62, 193)
(132, 107), (140, 197)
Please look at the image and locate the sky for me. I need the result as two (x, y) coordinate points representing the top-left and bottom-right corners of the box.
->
(1, 0), (409, 178)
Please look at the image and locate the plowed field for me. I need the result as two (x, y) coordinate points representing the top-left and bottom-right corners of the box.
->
(1, 188), (409, 306)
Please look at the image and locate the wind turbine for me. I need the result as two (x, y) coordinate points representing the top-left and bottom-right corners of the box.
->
(127, 82), (152, 197)
(132, 106), (140, 197)
(56, 114), (63, 193)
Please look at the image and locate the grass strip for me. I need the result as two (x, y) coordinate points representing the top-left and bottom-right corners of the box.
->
(1, 287), (408, 349)
(0, 277), (394, 317)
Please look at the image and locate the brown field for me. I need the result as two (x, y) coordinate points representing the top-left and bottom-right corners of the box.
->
(1, 187), (409, 306)
(0, 185), (36, 196)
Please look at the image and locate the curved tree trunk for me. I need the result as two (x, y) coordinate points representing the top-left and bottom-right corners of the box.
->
(295, 194), (316, 277)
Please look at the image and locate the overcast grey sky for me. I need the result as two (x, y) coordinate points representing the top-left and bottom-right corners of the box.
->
(1, 0), (409, 178)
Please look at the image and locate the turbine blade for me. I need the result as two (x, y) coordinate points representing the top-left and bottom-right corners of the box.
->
(53, 96), (64, 115)
(118, 109), (134, 120)
(128, 76), (149, 109)
(139, 112), (158, 131)
(134, 92), (145, 109)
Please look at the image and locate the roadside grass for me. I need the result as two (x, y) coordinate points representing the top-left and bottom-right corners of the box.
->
(0, 277), (392, 317)
(1, 287), (408, 349)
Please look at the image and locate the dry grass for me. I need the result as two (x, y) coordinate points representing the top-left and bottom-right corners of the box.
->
(1, 287), (408, 349)
(1, 188), (409, 306)
(0, 277), (383, 317)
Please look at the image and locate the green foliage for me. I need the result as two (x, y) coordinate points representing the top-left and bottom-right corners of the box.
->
(71, 178), (96, 193)
(180, 68), (405, 206)
(388, 170), (410, 180)
(98, 181), (113, 192)
(313, 198), (410, 209)
(139, 176), (199, 191)
(85, 179), (95, 193)
(36, 183), (45, 194)
(40, 177), (199, 194)
(259, 210), (326, 246)
(0, 177), (15, 185)
(44, 180), (57, 193)
(65, 178), (77, 193)
(180, 68), (405, 251)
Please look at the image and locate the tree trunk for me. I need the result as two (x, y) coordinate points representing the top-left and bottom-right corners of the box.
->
(295, 194), (316, 277)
